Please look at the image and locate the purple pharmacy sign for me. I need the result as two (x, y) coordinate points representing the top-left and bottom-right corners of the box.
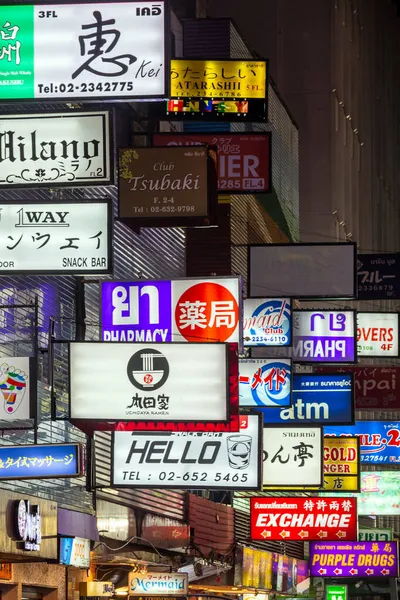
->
(310, 541), (399, 577)
(292, 310), (356, 363)
(101, 280), (172, 342)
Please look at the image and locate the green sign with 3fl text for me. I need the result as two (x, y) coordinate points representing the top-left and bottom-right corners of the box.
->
(326, 585), (347, 600)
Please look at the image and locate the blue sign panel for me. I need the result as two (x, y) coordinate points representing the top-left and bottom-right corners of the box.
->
(324, 421), (400, 464)
(259, 373), (354, 425)
(243, 298), (291, 347)
(239, 358), (292, 407)
(358, 253), (400, 300)
(0, 443), (82, 479)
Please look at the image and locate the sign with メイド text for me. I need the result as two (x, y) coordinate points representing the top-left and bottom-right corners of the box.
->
(309, 541), (399, 577)
(69, 342), (229, 422)
(0, 201), (111, 274)
(112, 414), (261, 489)
(170, 59), (267, 100)
(0, 2), (166, 101)
(359, 528), (393, 542)
(128, 572), (188, 596)
(357, 312), (399, 357)
(0, 111), (112, 187)
(243, 298), (291, 347)
(324, 421), (400, 464)
(153, 132), (272, 193)
(100, 277), (241, 344)
(357, 253), (400, 300)
(250, 497), (357, 542)
(263, 426), (323, 487)
(239, 359), (292, 408)
(0, 443), (82, 479)
(292, 310), (356, 363)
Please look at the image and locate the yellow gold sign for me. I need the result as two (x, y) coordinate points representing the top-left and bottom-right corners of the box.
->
(264, 437), (360, 492)
(170, 59), (267, 99)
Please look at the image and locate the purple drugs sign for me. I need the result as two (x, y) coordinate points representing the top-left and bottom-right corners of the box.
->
(310, 541), (399, 577)
(292, 310), (356, 363)
(101, 280), (172, 342)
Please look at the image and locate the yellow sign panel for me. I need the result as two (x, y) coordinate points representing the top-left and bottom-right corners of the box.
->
(170, 59), (267, 99)
(241, 546), (272, 589)
(264, 437), (360, 492)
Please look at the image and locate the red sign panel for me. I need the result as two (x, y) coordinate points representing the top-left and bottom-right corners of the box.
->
(153, 132), (271, 193)
(250, 497), (357, 542)
(316, 366), (400, 410)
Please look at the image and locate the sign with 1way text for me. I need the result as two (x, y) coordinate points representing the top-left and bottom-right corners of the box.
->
(324, 421), (400, 464)
(309, 541), (399, 577)
(250, 497), (357, 542)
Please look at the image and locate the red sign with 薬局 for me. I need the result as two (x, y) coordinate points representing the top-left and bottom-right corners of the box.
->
(250, 497), (357, 542)
(153, 132), (271, 193)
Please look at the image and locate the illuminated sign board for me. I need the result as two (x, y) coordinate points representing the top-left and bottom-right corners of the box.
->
(243, 298), (291, 347)
(309, 541), (399, 577)
(324, 421), (400, 464)
(0, 443), (82, 479)
(357, 312), (399, 357)
(128, 572), (188, 596)
(357, 253), (400, 300)
(60, 536), (90, 568)
(239, 359), (292, 408)
(359, 528), (393, 542)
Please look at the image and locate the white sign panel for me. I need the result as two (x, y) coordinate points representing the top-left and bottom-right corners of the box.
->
(0, 111), (111, 187)
(69, 342), (229, 421)
(128, 572), (188, 596)
(239, 359), (292, 408)
(243, 298), (291, 346)
(60, 536), (91, 568)
(249, 243), (357, 298)
(0, 2), (166, 101)
(263, 426), (323, 487)
(0, 202), (110, 274)
(112, 414), (261, 489)
(357, 313), (399, 357)
(0, 357), (32, 420)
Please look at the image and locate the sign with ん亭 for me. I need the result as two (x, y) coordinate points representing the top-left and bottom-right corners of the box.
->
(0, 111), (112, 187)
(0, 357), (34, 421)
(153, 132), (272, 193)
(128, 572), (188, 595)
(69, 342), (229, 422)
(112, 414), (262, 489)
(292, 310), (356, 363)
(100, 277), (241, 344)
(326, 585), (347, 600)
(263, 426), (323, 487)
(239, 359), (292, 408)
(0, 201), (111, 274)
(324, 421), (400, 464)
(243, 298), (291, 347)
(357, 253), (400, 300)
(260, 373), (354, 425)
(250, 496), (357, 542)
(0, 2), (166, 101)
(359, 528), (393, 542)
(309, 541), (399, 577)
(0, 443), (82, 479)
(357, 312), (399, 357)
(170, 59), (267, 100)
(118, 147), (209, 220)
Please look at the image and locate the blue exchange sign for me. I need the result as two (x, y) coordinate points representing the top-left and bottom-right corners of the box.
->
(0, 443), (82, 479)
(258, 373), (354, 425)
(324, 421), (400, 464)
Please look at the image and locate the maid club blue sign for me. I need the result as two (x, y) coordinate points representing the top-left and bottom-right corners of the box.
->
(259, 373), (354, 424)
(0, 443), (82, 479)
(239, 358), (292, 407)
(243, 298), (291, 347)
(324, 421), (400, 464)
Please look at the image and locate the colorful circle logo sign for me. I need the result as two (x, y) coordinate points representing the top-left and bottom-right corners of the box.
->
(245, 299), (291, 346)
(251, 361), (291, 407)
(127, 348), (169, 391)
(175, 282), (239, 342)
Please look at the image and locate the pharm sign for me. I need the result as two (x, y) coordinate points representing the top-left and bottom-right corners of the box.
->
(0, 2), (166, 101)
(101, 277), (240, 344)
(250, 497), (357, 541)
(357, 312), (399, 357)
(170, 59), (267, 99)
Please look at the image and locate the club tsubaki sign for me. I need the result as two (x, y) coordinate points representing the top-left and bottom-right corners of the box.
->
(250, 497), (357, 541)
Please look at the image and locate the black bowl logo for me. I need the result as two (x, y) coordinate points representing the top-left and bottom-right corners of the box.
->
(127, 348), (169, 392)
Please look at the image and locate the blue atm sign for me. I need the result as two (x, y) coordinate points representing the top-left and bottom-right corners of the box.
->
(261, 373), (354, 425)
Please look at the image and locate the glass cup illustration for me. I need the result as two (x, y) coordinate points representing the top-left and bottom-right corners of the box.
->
(0, 363), (28, 415)
(226, 434), (252, 469)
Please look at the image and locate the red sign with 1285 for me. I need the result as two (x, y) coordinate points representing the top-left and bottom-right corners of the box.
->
(250, 497), (357, 541)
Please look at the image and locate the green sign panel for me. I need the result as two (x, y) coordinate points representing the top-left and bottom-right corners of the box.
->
(359, 527), (393, 542)
(326, 585), (347, 600)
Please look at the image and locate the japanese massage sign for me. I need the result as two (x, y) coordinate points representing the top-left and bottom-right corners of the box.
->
(0, 2), (166, 101)
(170, 59), (267, 100)
(101, 277), (241, 344)
(250, 497), (357, 542)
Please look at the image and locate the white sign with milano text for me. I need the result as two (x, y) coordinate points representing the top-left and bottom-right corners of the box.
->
(0, 111), (112, 187)
(69, 342), (229, 422)
(0, 202), (110, 274)
(263, 426), (323, 487)
(112, 414), (261, 489)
